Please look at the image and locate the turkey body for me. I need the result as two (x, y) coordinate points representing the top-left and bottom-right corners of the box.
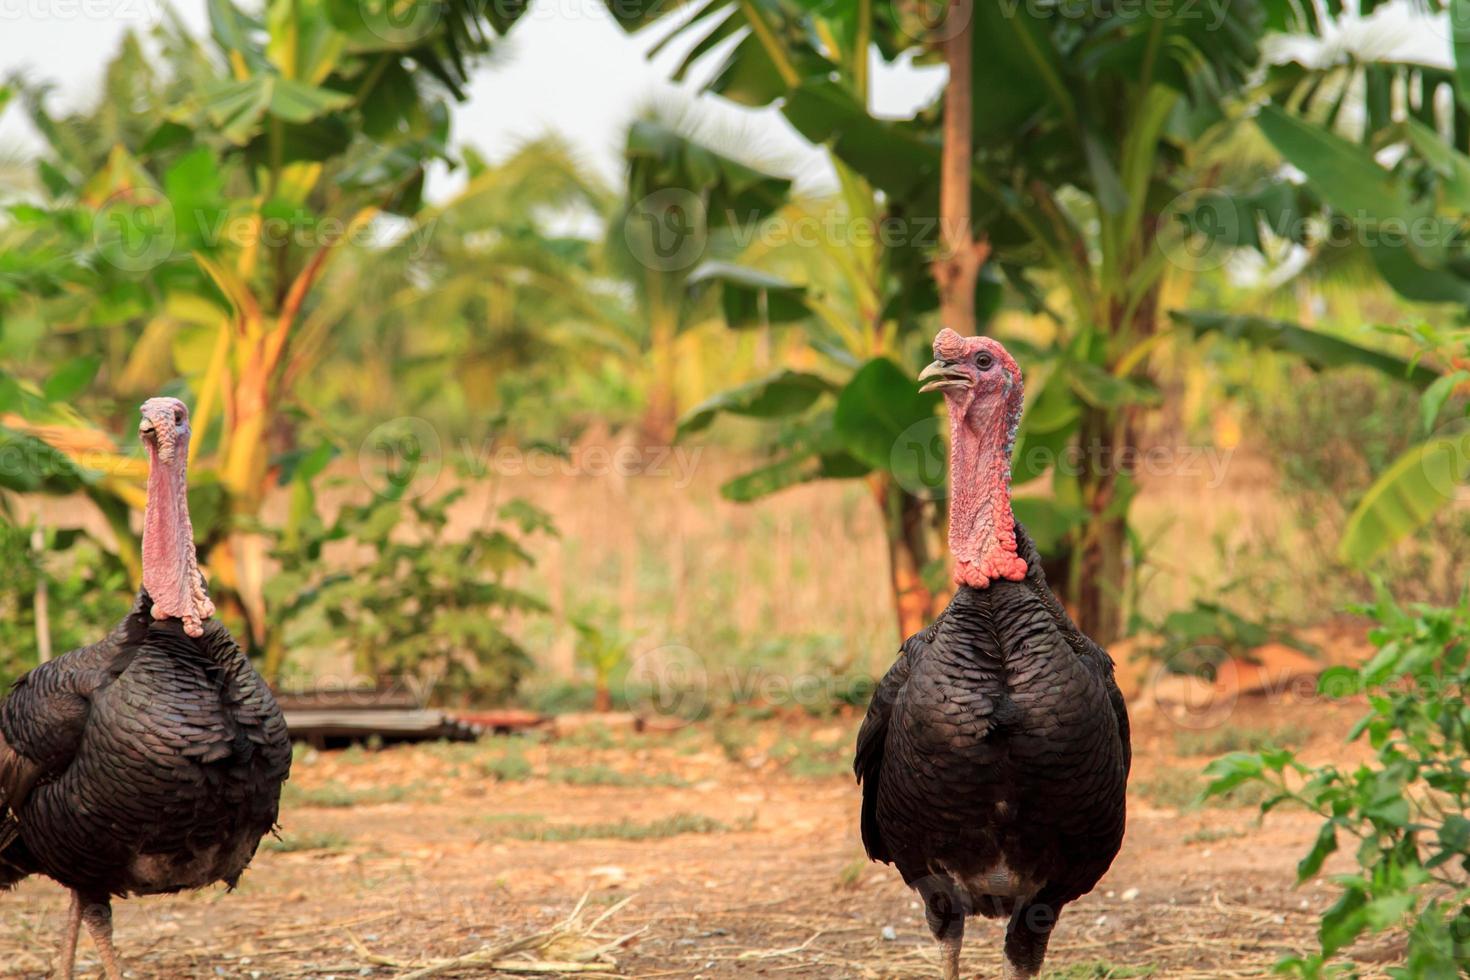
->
(0, 592), (292, 900)
(855, 527), (1130, 974)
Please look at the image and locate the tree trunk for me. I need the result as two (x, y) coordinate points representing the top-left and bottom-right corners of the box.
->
(871, 474), (940, 639)
(1072, 404), (1129, 644)
(1072, 258), (1162, 644)
(933, 0), (986, 336)
(642, 306), (679, 445)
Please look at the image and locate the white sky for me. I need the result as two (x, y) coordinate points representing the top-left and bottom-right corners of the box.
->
(0, 0), (945, 196)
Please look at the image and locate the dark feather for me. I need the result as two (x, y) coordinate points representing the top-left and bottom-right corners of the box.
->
(854, 522), (1131, 960)
(0, 590), (291, 900)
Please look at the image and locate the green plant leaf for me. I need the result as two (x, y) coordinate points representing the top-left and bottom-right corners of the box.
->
(677, 370), (833, 438)
(1320, 886), (1368, 957)
(688, 260), (809, 329)
(1339, 435), (1470, 566)
(1174, 311), (1440, 389)
(1297, 822), (1338, 882)
(42, 356), (102, 402)
(833, 357), (941, 481)
(1419, 370), (1468, 435)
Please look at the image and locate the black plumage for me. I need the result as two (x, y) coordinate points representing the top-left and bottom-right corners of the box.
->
(856, 526), (1130, 979)
(0, 588), (291, 977)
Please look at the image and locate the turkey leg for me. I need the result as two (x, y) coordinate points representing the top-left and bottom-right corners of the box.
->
(1002, 899), (1056, 979)
(80, 897), (124, 980)
(55, 890), (82, 980)
(922, 890), (965, 980)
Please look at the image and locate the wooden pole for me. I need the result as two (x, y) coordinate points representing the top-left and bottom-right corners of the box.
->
(33, 522), (51, 663)
(933, 0), (987, 336)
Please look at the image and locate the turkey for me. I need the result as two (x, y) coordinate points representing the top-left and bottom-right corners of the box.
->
(0, 396), (292, 979)
(854, 329), (1130, 980)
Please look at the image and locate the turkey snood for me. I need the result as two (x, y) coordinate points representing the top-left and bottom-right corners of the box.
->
(924, 327), (1028, 589)
(139, 396), (214, 637)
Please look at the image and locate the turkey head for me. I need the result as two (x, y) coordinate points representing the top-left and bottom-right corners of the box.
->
(919, 327), (1028, 589)
(139, 397), (215, 637)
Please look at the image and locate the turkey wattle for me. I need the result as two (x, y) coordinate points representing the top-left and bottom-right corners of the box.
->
(854, 329), (1131, 980)
(0, 396), (292, 980)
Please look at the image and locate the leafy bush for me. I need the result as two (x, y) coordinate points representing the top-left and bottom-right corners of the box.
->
(0, 523), (133, 690)
(1205, 586), (1470, 977)
(269, 458), (554, 703)
(1135, 595), (1313, 674)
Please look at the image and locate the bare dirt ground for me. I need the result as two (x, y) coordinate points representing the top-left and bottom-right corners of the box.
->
(0, 695), (1396, 980)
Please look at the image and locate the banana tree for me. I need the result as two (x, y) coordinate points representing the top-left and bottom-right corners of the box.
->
(1178, 2), (1470, 566)
(607, 0), (1288, 642)
(606, 115), (793, 443)
(1, 0), (529, 673)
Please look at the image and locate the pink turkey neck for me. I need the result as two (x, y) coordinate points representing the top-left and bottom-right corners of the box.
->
(141, 436), (213, 637)
(947, 388), (1027, 590)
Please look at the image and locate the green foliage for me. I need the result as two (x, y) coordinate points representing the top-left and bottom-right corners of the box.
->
(491, 812), (746, 843)
(1336, 328), (1470, 568)
(570, 616), (629, 712)
(1204, 587), (1470, 976)
(1175, 725), (1310, 758)
(260, 830), (352, 853)
(1137, 597), (1315, 674)
(269, 472), (554, 703)
(0, 524), (133, 691)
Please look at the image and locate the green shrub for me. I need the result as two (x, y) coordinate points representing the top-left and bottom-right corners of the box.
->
(0, 524), (133, 690)
(269, 460), (554, 704)
(1205, 585), (1470, 977)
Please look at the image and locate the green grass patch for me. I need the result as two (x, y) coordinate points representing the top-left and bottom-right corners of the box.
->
(282, 780), (434, 808)
(493, 812), (749, 842)
(1183, 826), (1248, 845)
(260, 831), (352, 854)
(1174, 725), (1310, 757)
(547, 765), (688, 788)
(1135, 768), (1274, 810)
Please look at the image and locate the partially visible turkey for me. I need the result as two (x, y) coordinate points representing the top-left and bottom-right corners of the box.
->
(0, 397), (292, 979)
(855, 329), (1130, 980)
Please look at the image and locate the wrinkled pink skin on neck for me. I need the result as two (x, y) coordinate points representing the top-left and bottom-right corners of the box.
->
(139, 396), (214, 637)
(933, 328), (1028, 589)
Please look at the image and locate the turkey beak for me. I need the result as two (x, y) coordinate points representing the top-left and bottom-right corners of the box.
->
(919, 360), (970, 393)
(139, 415), (162, 455)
